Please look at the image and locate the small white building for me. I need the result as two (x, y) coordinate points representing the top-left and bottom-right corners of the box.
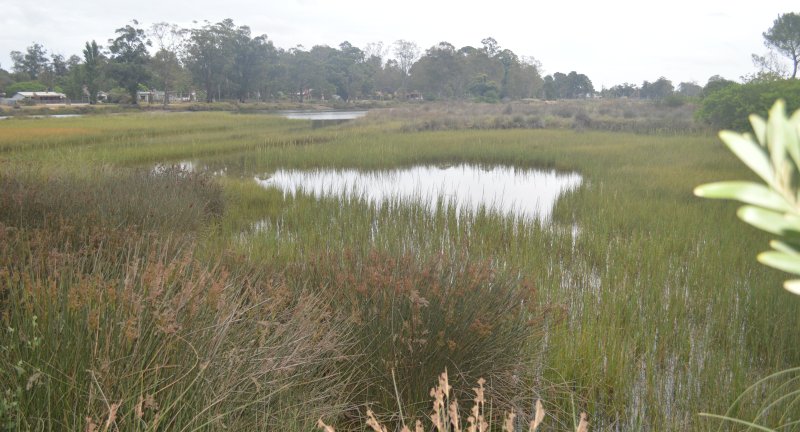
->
(11, 92), (67, 104)
(137, 90), (194, 104)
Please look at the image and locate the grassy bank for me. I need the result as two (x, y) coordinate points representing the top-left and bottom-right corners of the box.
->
(0, 105), (795, 430)
(0, 99), (394, 118)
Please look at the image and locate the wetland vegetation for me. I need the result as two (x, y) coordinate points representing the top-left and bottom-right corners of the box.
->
(1, 100), (799, 431)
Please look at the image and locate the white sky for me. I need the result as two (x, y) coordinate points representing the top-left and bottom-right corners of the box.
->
(1, 0), (797, 89)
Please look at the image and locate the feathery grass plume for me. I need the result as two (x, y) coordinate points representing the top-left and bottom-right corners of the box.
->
(503, 410), (517, 432)
(430, 371), (447, 432)
(576, 412), (589, 432)
(366, 410), (388, 432)
(102, 402), (120, 432)
(467, 377), (488, 432)
(85, 417), (97, 432)
(317, 418), (335, 432)
(449, 399), (462, 432)
(529, 400), (545, 431)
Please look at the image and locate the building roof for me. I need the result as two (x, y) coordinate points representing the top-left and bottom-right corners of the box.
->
(15, 92), (66, 98)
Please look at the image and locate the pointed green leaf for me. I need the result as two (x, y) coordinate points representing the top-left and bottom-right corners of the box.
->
(767, 100), (787, 165)
(718, 131), (775, 187)
(737, 205), (800, 236)
(758, 251), (800, 276)
(789, 108), (800, 128)
(770, 239), (800, 254)
(768, 100), (800, 175)
(783, 279), (800, 295)
(783, 112), (800, 171)
(749, 114), (767, 146)
(694, 181), (793, 212)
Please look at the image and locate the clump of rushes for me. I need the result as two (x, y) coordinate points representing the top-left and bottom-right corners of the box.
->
(0, 165), (223, 235)
(0, 225), (356, 430)
(0, 164), (355, 430)
(295, 248), (552, 425)
(318, 369), (557, 432)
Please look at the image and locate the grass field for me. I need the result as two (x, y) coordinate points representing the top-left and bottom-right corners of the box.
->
(0, 101), (797, 430)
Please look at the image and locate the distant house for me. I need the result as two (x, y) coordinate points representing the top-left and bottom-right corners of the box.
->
(11, 92), (67, 104)
(137, 90), (156, 103)
(137, 90), (192, 104)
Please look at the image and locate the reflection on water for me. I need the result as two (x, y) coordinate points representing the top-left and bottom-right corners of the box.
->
(280, 110), (367, 121)
(0, 114), (83, 120)
(256, 164), (582, 221)
(151, 160), (228, 177)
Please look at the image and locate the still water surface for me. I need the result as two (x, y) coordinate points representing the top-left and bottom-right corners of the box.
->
(280, 110), (367, 121)
(256, 164), (582, 221)
(0, 114), (83, 120)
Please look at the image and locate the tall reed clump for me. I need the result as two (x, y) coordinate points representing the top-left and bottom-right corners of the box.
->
(0, 165), (223, 235)
(293, 248), (555, 427)
(0, 165), (356, 430)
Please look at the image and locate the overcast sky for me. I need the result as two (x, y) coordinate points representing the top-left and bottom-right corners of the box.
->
(1, 0), (797, 89)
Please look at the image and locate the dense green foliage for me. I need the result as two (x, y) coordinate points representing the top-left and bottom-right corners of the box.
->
(543, 71), (594, 100)
(2, 20), (545, 103)
(4, 81), (48, 95)
(696, 79), (800, 130)
(108, 23), (152, 104)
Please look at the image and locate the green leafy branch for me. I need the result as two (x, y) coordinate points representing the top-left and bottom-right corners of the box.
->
(695, 100), (800, 294)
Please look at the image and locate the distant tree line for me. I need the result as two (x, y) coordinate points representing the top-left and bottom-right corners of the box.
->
(2, 11), (798, 118)
(0, 20), (551, 104)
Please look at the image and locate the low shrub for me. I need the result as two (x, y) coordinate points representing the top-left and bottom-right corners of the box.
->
(696, 79), (800, 130)
(294, 248), (551, 424)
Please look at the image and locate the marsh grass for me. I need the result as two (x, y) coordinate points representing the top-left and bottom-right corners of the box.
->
(0, 227), (356, 430)
(0, 165), (223, 235)
(359, 100), (705, 135)
(0, 105), (798, 430)
(0, 163), (360, 430)
(700, 367), (800, 431)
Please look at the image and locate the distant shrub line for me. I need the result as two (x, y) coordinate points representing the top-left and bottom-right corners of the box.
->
(696, 79), (800, 130)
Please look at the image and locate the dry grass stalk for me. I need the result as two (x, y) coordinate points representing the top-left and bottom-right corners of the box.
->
(449, 399), (462, 432)
(135, 394), (158, 419)
(398, 419), (423, 432)
(102, 402), (120, 432)
(429, 369), (449, 431)
(529, 399), (545, 431)
(576, 412), (589, 432)
(317, 371), (548, 432)
(317, 418), (335, 432)
(467, 377), (488, 432)
(85, 417), (97, 432)
(502, 410), (516, 432)
(366, 409), (388, 432)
